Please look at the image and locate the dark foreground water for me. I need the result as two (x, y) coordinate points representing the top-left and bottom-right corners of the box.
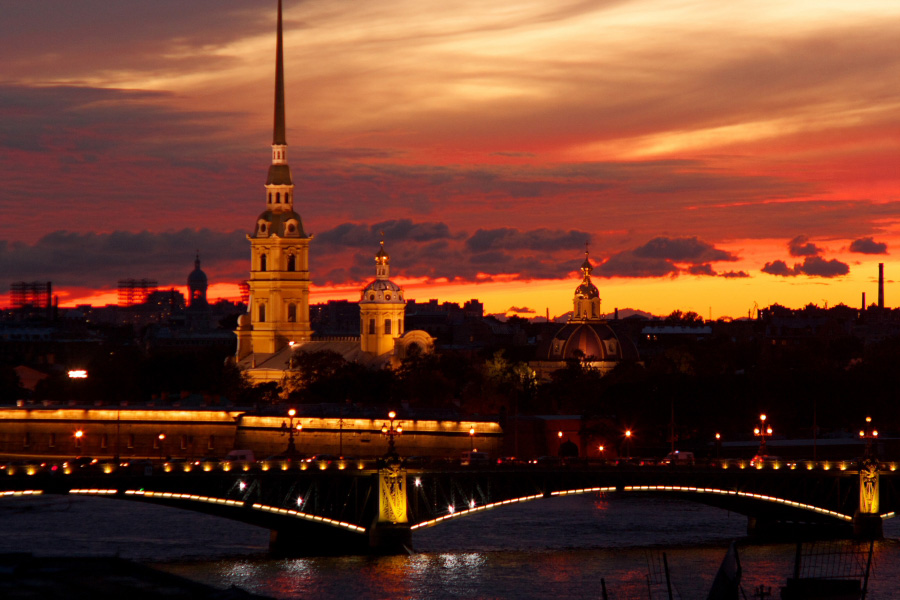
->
(2, 493), (899, 599)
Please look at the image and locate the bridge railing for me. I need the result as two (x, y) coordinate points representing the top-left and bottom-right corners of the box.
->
(2, 455), (898, 479)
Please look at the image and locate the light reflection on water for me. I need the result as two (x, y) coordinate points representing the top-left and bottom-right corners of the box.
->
(1, 494), (899, 598)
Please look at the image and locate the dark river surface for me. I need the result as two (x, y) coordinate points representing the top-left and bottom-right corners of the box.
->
(2, 493), (899, 599)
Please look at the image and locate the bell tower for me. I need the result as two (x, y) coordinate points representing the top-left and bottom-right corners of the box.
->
(236, 0), (312, 360)
(572, 248), (602, 321)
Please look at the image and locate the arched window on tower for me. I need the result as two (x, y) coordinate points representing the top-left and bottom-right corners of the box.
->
(268, 193), (272, 204)
(287, 303), (296, 322)
(368, 318), (375, 335)
(285, 192), (290, 204)
(287, 254), (296, 272)
(258, 304), (266, 323)
(275, 192), (281, 204)
(384, 318), (392, 335)
(260, 254), (267, 272)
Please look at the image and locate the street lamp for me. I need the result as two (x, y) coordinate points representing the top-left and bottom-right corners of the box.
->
(74, 429), (84, 453)
(381, 411), (403, 459)
(860, 416), (878, 458)
(469, 426), (476, 451)
(281, 408), (303, 457)
(753, 414), (772, 456)
(624, 429), (632, 460)
(157, 432), (166, 462)
(715, 432), (721, 460)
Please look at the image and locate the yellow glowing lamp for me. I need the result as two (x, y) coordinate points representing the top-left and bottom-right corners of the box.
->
(288, 408), (296, 417)
(68, 370), (88, 379)
(74, 430), (84, 438)
(388, 411), (396, 419)
(382, 425), (388, 434)
(396, 426), (402, 434)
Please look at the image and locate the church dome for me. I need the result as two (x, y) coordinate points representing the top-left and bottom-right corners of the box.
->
(188, 262), (207, 287)
(255, 209), (306, 238)
(536, 322), (640, 362)
(575, 279), (599, 299)
(360, 279), (404, 304)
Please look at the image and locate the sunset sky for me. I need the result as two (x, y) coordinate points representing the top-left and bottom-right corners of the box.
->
(2, 0), (899, 319)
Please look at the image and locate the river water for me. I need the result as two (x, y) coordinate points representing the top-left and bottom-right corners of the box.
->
(2, 493), (899, 599)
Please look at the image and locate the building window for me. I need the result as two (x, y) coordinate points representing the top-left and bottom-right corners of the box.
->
(260, 254), (267, 272)
(287, 254), (296, 271)
(268, 193), (272, 203)
(384, 318), (392, 334)
(259, 304), (266, 322)
(285, 192), (290, 203)
(127, 434), (135, 449)
(369, 318), (375, 335)
(181, 435), (188, 450)
(275, 192), (281, 204)
(208, 436), (215, 450)
(23, 432), (30, 448)
(100, 434), (108, 449)
(287, 303), (297, 322)
(48, 433), (56, 448)
(399, 319), (403, 334)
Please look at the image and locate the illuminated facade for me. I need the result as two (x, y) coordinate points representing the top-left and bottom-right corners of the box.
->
(236, 0), (312, 362)
(360, 242), (407, 357)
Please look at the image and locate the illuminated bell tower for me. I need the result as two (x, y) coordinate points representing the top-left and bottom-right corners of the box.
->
(572, 249), (602, 321)
(236, 0), (312, 360)
(360, 241), (406, 356)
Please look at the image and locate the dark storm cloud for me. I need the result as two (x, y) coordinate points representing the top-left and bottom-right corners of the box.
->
(508, 306), (535, 313)
(849, 237), (888, 255)
(310, 222), (595, 286)
(761, 260), (796, 277)
(596, 252), (679, 278)
(687, 264), (716, 276)
(314, 220), (457, 250)
(788, 235), (822, 257)
(595, 236), (737, 279)
(760, 256), (850, 278)
(633, 236), (737, 262)
(798, 256), (850, 277)
(465, 228), (590, 252)
(0, 229), (246, 292)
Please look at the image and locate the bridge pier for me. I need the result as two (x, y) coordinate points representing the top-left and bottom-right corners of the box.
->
(852, 512), (883, 540)
(368, 521), (412, 554)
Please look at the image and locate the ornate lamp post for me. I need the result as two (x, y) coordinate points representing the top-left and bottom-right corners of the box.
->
(753, 414), (772, 456)
(281, 408), (303, 456)
(715, 432), (722, 460)
(381, 411), (403, 460)
(624, 429), (632, 460)
(157, 432), (166, 462)
(859, 416), (878, 457)
(469, 426), (476, 451)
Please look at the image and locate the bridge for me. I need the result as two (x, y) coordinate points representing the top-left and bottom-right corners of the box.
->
(1, 456), (897, 555)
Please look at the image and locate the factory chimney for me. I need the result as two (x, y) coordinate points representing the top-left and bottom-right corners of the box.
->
(878, 263), (885, 309)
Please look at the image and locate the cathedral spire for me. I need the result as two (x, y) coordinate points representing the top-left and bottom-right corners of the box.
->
(273, 0), (286, 146)
(266, 0), (293, 196)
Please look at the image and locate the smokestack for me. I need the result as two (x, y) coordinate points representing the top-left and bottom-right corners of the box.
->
(615, 307), (619, 320)
(878, 263), (885, 309)
(862, 292), (866, 311)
